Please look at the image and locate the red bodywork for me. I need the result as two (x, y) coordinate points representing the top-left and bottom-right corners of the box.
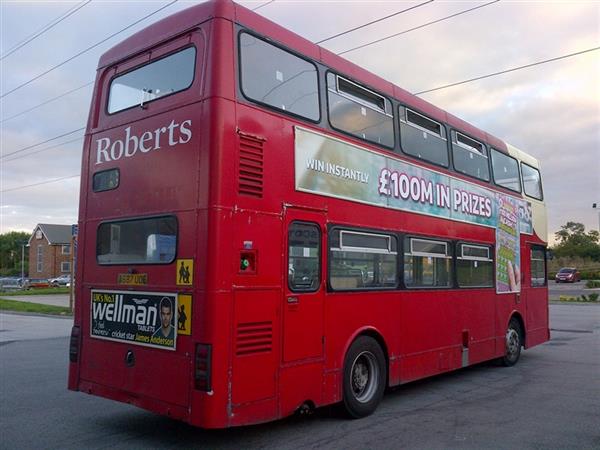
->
(68, 0), (549, 428)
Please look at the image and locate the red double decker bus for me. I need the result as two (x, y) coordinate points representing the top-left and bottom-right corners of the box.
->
(68, 0), (549, 428)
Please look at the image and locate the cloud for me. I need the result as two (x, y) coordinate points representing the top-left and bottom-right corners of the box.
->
(1, 0), (599, 240)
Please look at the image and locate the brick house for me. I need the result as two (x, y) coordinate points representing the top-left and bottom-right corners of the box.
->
(28, 224), (73, 279)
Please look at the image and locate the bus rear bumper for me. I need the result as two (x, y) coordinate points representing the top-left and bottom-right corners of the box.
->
(77, 380), (190, 423)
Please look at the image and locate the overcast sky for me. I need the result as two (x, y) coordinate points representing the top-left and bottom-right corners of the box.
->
(1, 0), (599, 244)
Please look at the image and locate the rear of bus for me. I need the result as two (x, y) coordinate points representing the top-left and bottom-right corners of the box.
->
(67, 3), (230, 427)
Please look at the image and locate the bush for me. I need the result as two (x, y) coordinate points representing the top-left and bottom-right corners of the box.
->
(581, 271), (600, 280)
(561, 293), (599, 302)
(585, 280), (600, 289)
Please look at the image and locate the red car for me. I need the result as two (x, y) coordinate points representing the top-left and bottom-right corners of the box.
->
(24, 278), (51, 289)
(555, 268), (581, 283)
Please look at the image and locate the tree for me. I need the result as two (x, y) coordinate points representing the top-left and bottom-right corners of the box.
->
(552, 222), (600, 261)
(0, 232), (30, 276)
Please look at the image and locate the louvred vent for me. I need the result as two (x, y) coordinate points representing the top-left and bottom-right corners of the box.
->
(238, 130), (264, 198)
(235, 321), (272, 356)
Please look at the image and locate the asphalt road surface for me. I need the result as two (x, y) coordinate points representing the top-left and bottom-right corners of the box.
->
(1, 305), (599, 450)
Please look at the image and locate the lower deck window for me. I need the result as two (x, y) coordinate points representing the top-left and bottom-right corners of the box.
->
(531, 247), (546, 286)
(329, 229), (397, 290)
(97, 216), (177, 264)
(404, 237), (452, 288)
(457, 243), (493, 287)
(288, 222), (320, 292)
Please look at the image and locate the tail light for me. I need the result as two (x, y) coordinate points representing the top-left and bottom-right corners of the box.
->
(194, 343), (212, 391)
(69, 326), (81, 362)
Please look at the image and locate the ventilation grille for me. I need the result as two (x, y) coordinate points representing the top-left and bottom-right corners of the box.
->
(235, 321), (272, 356)
(238, 132), (264, 198)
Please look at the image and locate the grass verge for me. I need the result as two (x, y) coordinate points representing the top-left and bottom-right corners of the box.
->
(559, 294), (599, 303)
(0, 298), (71, 316)
(0, 287), (69, 296)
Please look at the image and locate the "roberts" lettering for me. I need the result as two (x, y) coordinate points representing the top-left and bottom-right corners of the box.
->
(95, 119), (192, 165)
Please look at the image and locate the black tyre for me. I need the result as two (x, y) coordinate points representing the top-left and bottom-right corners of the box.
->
(501, 318), (522, 367)
(342, 336), (386, 418)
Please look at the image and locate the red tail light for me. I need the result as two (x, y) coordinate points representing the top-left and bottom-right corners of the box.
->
(194, 344), (212, 391)
(69, 326), (81, 363)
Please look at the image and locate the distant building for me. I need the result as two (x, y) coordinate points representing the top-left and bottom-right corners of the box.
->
(28, 224), (73, 279)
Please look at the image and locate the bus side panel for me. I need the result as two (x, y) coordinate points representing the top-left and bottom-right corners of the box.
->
(231, 289), (279, 405)
(228, 288), (281, 427)
(454, 289), (497, 365)
(395, 292), (461, 382)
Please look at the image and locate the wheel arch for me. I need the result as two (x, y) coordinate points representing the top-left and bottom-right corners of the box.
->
(342, 326), (390, 387)
(509, 311), (526, 347)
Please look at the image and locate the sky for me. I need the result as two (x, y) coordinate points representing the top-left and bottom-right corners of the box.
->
(1, 0), (599, 244)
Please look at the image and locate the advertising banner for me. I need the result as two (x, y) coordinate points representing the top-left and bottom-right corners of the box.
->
(295, 127), (528, 294)
(91, 290), (177, 350)
(295, 127), (532, 234)
(495, 195), (521, 293)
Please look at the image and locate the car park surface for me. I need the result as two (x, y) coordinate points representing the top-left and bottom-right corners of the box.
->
(1, 304), (598, 449)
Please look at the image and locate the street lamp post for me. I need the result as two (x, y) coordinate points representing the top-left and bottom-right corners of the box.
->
(594, 203), (600, 232)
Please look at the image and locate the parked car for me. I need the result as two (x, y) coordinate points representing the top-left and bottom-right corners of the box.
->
(24, 278), (51, 289)
(555, 268), (581, 283)
(49, 274), (71, 287)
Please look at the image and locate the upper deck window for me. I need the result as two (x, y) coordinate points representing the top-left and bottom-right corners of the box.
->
(521, 162), (543, 200)
(491, 148), (521, 193)
(327, 73), (394, 148)
(239, 32), (319, 121)
(97, 216), (177, 264)
(452, 131), (490, 181)
(108, 47), (196, 114)
(399, 107), (448, 167)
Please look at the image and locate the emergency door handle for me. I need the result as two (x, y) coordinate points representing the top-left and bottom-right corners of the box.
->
(287, 296), (299, 304)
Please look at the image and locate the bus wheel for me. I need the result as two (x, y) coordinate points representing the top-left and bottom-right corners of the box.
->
(342, 336), (386, 418)
(501, 318), (522, 367)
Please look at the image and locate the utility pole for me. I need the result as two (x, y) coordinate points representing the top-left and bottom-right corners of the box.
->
(593, 203), (599, 232)
(20, 241), (27, 283)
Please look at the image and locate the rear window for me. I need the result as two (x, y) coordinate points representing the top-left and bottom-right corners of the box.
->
(108, 47), (196, 114)
(97, 216), (177, 264)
